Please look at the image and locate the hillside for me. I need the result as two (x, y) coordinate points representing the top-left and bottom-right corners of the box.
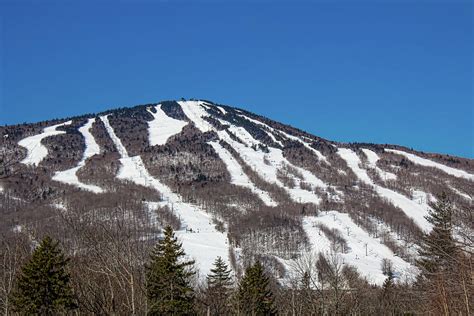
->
(1, 99), (473, 286)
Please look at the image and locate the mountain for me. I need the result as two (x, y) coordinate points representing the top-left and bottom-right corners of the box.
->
(1, 99), (472, 285)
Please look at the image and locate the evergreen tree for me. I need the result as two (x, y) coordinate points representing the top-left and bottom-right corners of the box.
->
(379, 271), (399, 315)
(146, 226), (195, 315)
(205, 256), (233, 315)
(416, 193), (457, 278)
(10, 236), (77, 315)
(237, 261), (277, 315)
(381, 271), (395, 302)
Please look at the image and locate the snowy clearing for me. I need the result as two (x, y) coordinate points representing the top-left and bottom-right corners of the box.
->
(52, 118), (104, 193)
(237, 114), (284, 147)
(216, 106), (227, 115)
(338, 148), (432, 231)
(361, 148), (397, 181)
(100, 114), (229, 276)
(238, 113), (329, 164)
(147, 104), (188, 146)
(386, 149), (474, 181)
(278, 129), (329, 164)
(209, 141), (277, 207)
(304, 211), (415, 285)
(18, 121), (72, 166)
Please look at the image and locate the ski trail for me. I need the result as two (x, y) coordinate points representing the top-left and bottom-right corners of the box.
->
(237, 113), (329, 164)
(52, 118), (104, 193)
(237, 114), (284, 147)
(100, 115), (229, 276)
(19, 121), (72, 166)
(147, 104), (188, 146)
(216, 106), (227, 115)
(338, 148), (431, 230)
(361, 148), (397, 181)
(179, 101), (326, 205)
(278, 130), (330, 165)
(304, 211), (414, 285)
(209, 141), (277, 207)
(386, 149), (474, 181)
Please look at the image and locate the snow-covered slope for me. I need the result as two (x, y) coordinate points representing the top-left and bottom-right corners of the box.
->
(52, 118), (103, 193)
(239, 113), (329, 164)
(338, 148), (432, 230)
(147, 104), (188, 146)
(208, 141), (277, 207)
(8, 99), (473, 286)
(386, 149), (474, 181)
(18, 121), (72, 166)
(179, 101), (328, 204)
(100, 115), (229, 276)
(304, 211), (415, 285)
(361, 148), (397, 181)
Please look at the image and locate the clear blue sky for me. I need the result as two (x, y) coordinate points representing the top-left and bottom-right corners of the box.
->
(1, 1), (472, 158)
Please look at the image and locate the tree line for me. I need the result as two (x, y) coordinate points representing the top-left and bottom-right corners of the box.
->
(1, 195), (472, 315)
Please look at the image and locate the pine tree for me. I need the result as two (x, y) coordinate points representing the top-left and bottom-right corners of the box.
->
(146, 226), (195, 315)
(237, 261), (277, 315)
(416, 193), (457, 278)
(379, 270), (399, 315)
(205, 256), (233, 315)
(10, 236), (77, 315)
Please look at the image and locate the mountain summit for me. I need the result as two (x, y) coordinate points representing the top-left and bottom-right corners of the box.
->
(1, 99), (472, 284)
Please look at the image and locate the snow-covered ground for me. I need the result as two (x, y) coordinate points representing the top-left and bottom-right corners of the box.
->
(216, 106), (227, 115)
(52, 118), (104, 193)
(100, 115), (229, 276)
(303, 211), (415, 285)
(237, 114), (284, 147)
(338, 148), (432, 231)
(451, 187), (472, 201)
(18, 121), (72, 166)
(147, 104), (188, 146)
(209, 141), (277, 206)
(238, 113), (329, 164)
(386, 149), (474, 181)
(179, 101), (327, 205)
(278, 129), (329, 165)
(361, 148), (397, 181)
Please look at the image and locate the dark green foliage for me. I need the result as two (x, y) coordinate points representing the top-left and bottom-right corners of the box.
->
(416, 193), (457, 278)
(146, 226), (195, 315)
(10, 236), (77, 315)
(237, 261), (277, 315)
(205, 256), (233, 315)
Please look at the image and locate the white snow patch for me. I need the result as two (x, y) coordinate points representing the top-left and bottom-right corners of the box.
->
(52, 202), (67, 211)
(209, 141), (277, 207)
(304, 211), (415, 285)
(338, 148), (432, 231)
(100, 114), (229, 276)
(52, 118), (104, 193)
(147, 104), (188, 146)
(451, 187), (472, 201)
(386, 149), (474, 181)
(361, 149), (397, 181)
(216, 106), (227, 115)
(18, 121), (72, 166)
